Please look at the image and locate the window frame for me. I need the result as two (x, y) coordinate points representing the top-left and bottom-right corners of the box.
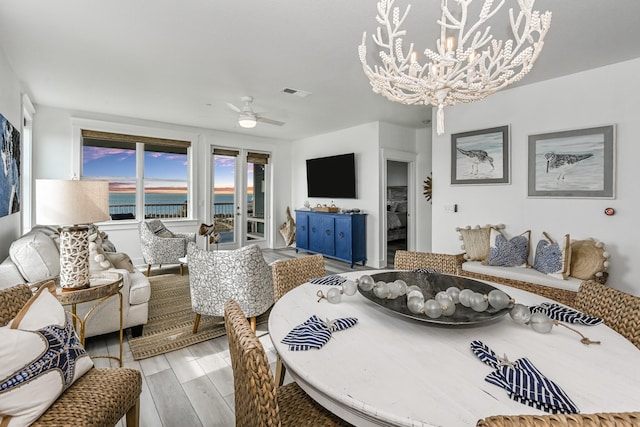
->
(71, 119), (198, 223)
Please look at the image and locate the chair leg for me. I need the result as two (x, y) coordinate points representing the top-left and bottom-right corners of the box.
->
(275, 356), (287, 387)
(250, 316), (257, 332)
(180, 263), (184, 275)
(125, 396), (140, 427)
(193, 313), (201, 334)
(146, 264), (151, 277)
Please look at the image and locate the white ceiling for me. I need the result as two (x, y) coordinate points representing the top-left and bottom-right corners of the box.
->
(1, 1), (640, 141)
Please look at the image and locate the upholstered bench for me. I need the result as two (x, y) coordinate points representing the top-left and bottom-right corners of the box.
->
(454, 225), (610, 307)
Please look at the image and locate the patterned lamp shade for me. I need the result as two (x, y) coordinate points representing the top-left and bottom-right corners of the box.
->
(36, 179), (110, 290)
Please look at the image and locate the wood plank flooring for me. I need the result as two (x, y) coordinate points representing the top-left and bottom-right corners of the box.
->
(85, 248), (379, 427)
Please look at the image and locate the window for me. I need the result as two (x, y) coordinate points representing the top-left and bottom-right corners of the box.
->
(81, 130), (190, 220)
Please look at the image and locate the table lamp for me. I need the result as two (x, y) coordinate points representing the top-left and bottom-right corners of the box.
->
(35, 179), (110, 291)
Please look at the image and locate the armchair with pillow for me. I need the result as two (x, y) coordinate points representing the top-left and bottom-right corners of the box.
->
(139, 219), (196, 276)
(0, 225), (151, 338)
(0, 283), (142, 427)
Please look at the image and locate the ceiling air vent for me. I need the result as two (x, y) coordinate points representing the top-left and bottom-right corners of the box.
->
(282, 88), (311, 98)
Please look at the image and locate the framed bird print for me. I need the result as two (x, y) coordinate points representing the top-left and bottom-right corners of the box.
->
(451, 125), (510, 185)
(528, 125), (615, 198)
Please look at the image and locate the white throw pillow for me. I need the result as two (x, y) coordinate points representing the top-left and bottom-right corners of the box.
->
(0, 283), (93, 426)
(9, 232), (60, 282)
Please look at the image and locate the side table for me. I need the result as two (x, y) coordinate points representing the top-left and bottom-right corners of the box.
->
(55, 271), (124, 367)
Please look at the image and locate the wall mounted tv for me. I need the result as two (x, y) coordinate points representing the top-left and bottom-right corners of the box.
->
(306, 153), (357, 199)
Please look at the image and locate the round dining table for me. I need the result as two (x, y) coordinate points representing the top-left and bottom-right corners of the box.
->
(268, 270), (640, 426)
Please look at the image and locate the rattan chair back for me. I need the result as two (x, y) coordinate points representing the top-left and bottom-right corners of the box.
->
(0, 283), (33, 325)
(225, 299), (282, 426)
(272, 254), (326, 302)
(224, 300), (351, 427)
(477, 412), (640, 426)
(574, 280), (640, 350)
(394, 251), (464, 275)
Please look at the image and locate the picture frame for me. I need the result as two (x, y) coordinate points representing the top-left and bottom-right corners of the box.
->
(527, 125), (615, 198)
(451, 125), (509, 185)
(0, 113), (21, 218)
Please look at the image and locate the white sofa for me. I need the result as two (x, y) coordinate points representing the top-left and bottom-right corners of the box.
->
(0, 225), (150, 338)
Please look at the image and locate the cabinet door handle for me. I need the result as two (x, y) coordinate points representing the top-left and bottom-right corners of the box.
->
(325, 229), (331, 236)
(301, 226), (306, 231)
(311, 227), (316, 232)
(338, 232), (344, 238)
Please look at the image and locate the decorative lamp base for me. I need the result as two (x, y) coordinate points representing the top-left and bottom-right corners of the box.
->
(59, 225), (91, 291)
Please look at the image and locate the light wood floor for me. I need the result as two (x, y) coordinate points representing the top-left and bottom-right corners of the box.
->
(86, 248), (376, 427)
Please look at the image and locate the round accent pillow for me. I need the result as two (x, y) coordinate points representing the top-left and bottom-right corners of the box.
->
(570, 239), (609, 280)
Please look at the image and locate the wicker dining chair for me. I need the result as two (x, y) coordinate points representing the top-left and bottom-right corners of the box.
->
(574, 279), (640, 350)
(394, 250), (465, 275)
(271, 254), (326, 385)
(477, 412), (640, 426)
(224, 300), (351, 427)
(272, 254), (326, 301)
(0, 284), (142, 427)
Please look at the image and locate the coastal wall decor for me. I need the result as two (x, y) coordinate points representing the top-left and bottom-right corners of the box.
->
(528, 125), (615, 198)
(0, 114), (21, 218)
(451, 125), (510, 185)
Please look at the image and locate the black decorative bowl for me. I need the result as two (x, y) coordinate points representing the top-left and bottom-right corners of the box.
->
(358, 271), (511, 327)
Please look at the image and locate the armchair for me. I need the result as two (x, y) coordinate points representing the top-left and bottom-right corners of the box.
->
(0, 284), (142, 426)
(187, 243), (273, 333)
(139, 220), (196, 276)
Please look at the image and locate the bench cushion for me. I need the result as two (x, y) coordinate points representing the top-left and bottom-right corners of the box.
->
(462, 261), (583, 292)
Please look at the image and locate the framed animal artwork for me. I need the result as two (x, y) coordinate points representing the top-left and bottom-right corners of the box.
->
(527, 125), (615, 198)
(451, 125), (510, 185)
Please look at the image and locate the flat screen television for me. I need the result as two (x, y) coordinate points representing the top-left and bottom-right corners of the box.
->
(306, 153), (356, 198)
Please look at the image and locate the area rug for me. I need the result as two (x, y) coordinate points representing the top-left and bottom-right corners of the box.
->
(128, 273), (270, 360)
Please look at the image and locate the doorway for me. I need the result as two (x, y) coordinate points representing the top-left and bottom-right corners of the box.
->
(211, 148), (270, 249)
(386, 160), (409, 267)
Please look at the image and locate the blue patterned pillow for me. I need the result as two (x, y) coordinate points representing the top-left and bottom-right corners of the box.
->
(533, 233), (571, 279)
(485, 228), (530, 267)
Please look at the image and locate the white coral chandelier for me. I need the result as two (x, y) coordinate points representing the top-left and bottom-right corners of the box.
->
(358, 0), (551, 135)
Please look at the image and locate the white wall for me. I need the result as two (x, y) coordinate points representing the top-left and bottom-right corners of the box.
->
(432, 58), (640, 295)
(292, 122), (382, 266)
(292, 121), (429, 268)
(0, 47), (24, 258)
(415, 127), (433, 252)
(31, 106), (292, 266)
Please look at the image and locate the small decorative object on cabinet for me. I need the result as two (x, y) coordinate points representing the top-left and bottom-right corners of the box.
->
(295, 210), (366, 268)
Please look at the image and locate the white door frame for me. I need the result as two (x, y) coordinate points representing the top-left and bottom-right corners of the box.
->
(380, 148), (417, 267)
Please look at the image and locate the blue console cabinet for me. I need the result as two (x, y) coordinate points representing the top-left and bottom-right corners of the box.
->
(295, 210), (366, 268)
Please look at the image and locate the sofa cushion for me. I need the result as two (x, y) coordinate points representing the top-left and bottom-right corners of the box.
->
(0, 257), (26, 288)
(485, 228), (530, 268)
(570, 239), (609, 280)
(106, 252), (135, 273)
(0, 283), (93, 426)
(9, 231), (60, 282)
(533, 233), (571, 279)
(456, 224), (504, 261)
(462, 261), (583, 292)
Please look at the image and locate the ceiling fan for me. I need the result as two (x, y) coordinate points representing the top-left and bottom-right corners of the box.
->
(226, 96), (285, 128)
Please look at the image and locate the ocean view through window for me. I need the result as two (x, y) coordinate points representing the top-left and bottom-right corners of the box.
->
(81, 130), (191, 220)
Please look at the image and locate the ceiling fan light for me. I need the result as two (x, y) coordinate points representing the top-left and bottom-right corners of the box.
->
(238, 113), (257, 128)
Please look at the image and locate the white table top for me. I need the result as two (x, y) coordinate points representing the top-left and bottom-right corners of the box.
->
(268, 270), (640, 427)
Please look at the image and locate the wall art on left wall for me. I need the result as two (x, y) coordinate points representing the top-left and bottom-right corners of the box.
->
(0, 114), (21, 218)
